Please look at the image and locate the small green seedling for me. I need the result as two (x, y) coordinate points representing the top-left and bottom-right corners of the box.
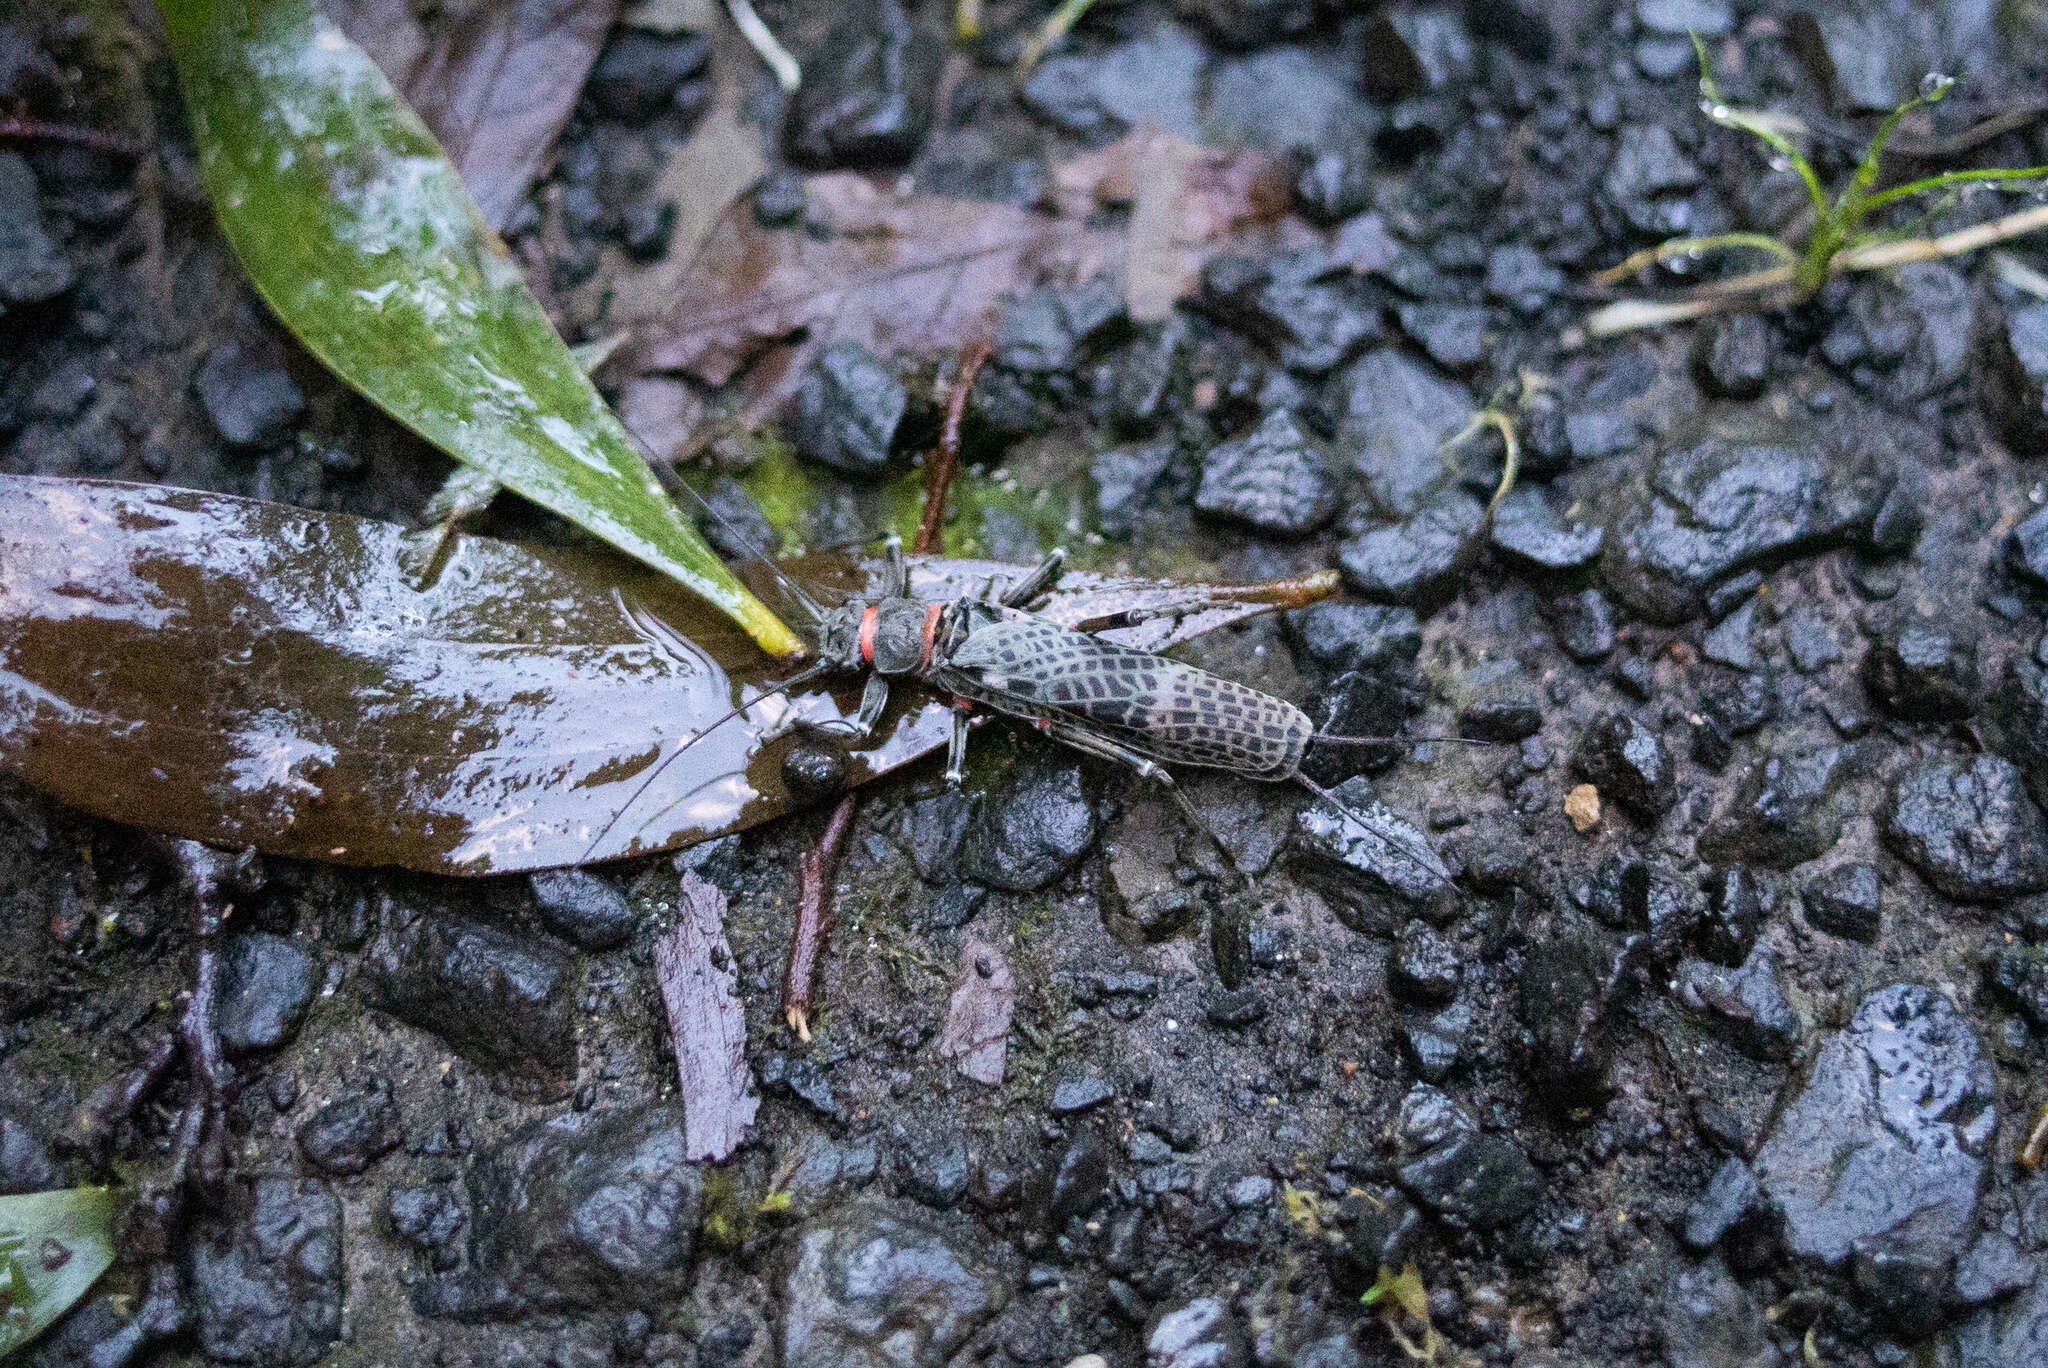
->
(1581, 37), (2048, 338)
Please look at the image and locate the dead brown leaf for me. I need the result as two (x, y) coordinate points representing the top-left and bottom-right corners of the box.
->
(937, 936), (1017, 1086)
(623, 131), (1291, 445)
(330, 0), (618, 230)
(654, 874), (759, 1161)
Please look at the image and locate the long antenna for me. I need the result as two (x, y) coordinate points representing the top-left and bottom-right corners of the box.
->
(612, 412), (829, 626)
(581, 662), (831, 862)
(1311, 733), (1494, 746)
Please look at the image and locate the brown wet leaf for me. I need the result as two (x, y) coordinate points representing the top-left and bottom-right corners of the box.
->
(0, 476), (1331, 874)
(625, 131), (1290, 442)
(654, 874), (757, 1161)
(937, 936), (1015, 1086)
(329, 0), (617, 230)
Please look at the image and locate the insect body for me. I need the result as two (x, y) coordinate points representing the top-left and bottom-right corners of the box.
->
(812, 537), (1336, 806)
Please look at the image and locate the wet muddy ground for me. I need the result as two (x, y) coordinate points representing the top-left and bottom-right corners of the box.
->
(4, 0), (2048, 1365)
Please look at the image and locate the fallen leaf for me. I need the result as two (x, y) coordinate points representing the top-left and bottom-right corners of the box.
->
(162, 0), (801, 657)
(0, 1187), (123, 1358)
(626, 131), (1291, 442)
(1099, 126), (1294, 323)
(937, 936), (1016, 1086)
(329, 0), (618, 231)
(654, 874), (758, 1161)
(1565, 783), (1602, 833)
(0, 475), (1334, 874)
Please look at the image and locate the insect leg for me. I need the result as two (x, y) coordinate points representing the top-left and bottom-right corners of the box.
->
(847, 671), (891, 738)
(1000, 547), (1067, 608)
(882, 533), (907, 597)
(944, 706), (972, 785)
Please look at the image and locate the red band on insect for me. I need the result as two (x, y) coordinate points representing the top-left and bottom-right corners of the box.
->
(918, 603), (944, 670)
(858, 605), (879, 665)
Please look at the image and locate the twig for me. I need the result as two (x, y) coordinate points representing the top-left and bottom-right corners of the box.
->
(656, 875), (759, 1160)
(0, 113), (143, 159)
(915, 341), (992, 557)
(781, 791), (856, 1040)
(2021, 1099), (2048, 1170)
(726, 0), (800, 93)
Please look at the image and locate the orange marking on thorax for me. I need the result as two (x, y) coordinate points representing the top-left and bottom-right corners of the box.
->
(918, 603), (944, 670)
(858, 605), (879, 665)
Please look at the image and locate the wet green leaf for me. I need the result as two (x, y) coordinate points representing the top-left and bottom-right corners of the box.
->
(0, 476), (1333, 874)
(0, 1187), (123, 1358)
(158, 0), (803, 659)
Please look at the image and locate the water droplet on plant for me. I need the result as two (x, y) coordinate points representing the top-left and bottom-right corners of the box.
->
(1920, 72), (1954, 100)
(1768, 156), (1791, 174)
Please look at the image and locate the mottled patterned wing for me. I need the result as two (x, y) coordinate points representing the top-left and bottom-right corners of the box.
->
(937, 613), (1310, 777)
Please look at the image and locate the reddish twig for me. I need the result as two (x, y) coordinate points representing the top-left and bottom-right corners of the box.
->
(0, 113), (143, 159)
(914, 340), (993, 557)
(781, 791), (857, 1041)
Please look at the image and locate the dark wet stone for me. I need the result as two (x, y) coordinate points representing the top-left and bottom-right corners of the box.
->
(759, 1052), (846, 1125)
(1107, 320), (1186, 435)
(0, 1113), (59, 1196)
(1387, 918), (1460, 1005)
(1293, 1331), (1367, 1368)
(753, 169), (807, 227)
(1699, 596), (1759, 671)
(783, 0), (937, 168)
(1400, 997), (1471, 1082)
(1483, 244), (1562, 316)
(1570, 712), (1675, 823)
(905, 789), (974, 883)
(1361, 9), (1476, 100)
(1603, 123), (1701, 236)
(1783, 609), (1843, 672)
(1697, 865), (1763, 966)
(1862, 619), (1979, 721)
(1954, 1231), (2035, 1306)
(960, 755), (1097, 892)
(997, 277), (1126, 375)
(1682, 1158), (1764, 1254)
(1041, 1136), (1110, 1228)
(1581, 854), (1692, 956)
(1338, 492), (1486, 610)
(1195, 252), (1379, 376)
(1954, 1274), (2048, 1366)
(1689, 313), (1771, 400)
(1206, 988), (1266, 1027)
(1461, 0), (1553, 58)
(1049, 1075), (1115, 1116)
(468, 1107), (702, 1310)
(618, 197), (675, 262)
(1196, 408), (1338, 537)
(0, 152), (71, 307)
(1883, 754), (2048, 903)
(588, 30), (708, 123)
(2008, 504), (2048, 590)
(1638, 0), (1732, 34)
(1291, 147), (1372, 227)
(1489, 486), (1604, 571)
(1457, 693), (1542, 743)
(188, 1178), (343, 1367)
(1987, 943), (2048, 1028)
(28, 360), (93, 420)
(1286, 602), (1423, 673)
(1093, 439), (1175, 539)
(782, 1199), (1015, 1368)
(1397, 1129), (1541, 1231)
(1147, 1296), (1251, 1367)
(1329, 349), (1472, 518)
(1678, 945), (1802, 1062)
(1698, 743), (1855, 869)
(1176, 0), (1318, 48)
(791, 340), (908, 477)
(193, 341), (304, 449)
(1302, 668), (1415, 783)
(1989, 656), (2048, 812)
(1803, 862), (1882, 943)
(1661, 1258), (1770, 1368)
(1020, 24), (1204, 142)
(1689, 669), (1776, 772)
(1982, 299), (2048, 454)
(1600, 407), (1892, 624)
(782, 735), (848, 803)
(387, 1186), (466, 1271)
(366, 912), (578, 1094)
(1326, 1183), (1424, 1296)
(530, 868), (634, 951)
(1394, 303), (1486, 372)
(895, 1133), (970, 1210)
(298, 1084), (401, 1176)
(1753, 984), (1994, 1334)
(1293, 777), (1453, 930)
(1517, 919), (1642, 1107)
(218, 932), (317, 1054)
(1547, 587), (1617, 662)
